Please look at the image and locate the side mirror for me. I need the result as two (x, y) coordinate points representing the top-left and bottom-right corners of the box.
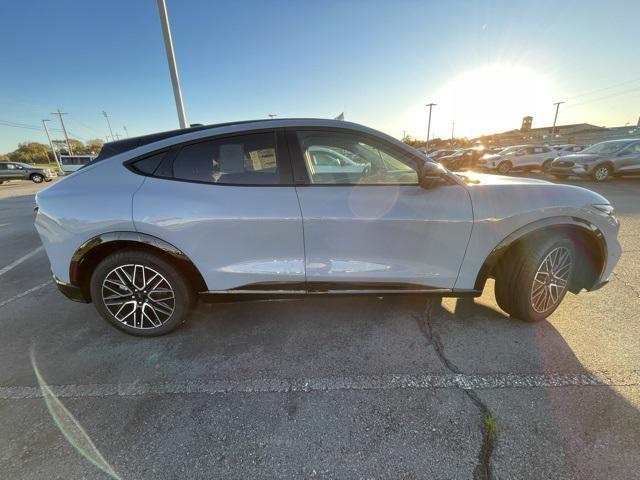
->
(419, 161), (444, 189)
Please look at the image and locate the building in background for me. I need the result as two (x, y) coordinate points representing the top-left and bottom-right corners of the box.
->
(477, 116), (640, 147)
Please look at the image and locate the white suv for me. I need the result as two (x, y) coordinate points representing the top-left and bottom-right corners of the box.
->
(477, 145), (557, 174)
(35, 119), (620, 336)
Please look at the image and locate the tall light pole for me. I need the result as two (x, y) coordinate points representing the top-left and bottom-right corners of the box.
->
(425, 103), (437, 152)
(451, 121), (455, 140)
(552, 101), (565, 136)
(268, 114), (277, 119)
(102, 111), (115, 141)
(42, 119), (62, 170)
(51, 109), (73, 155)
(157, 0), (188, 128)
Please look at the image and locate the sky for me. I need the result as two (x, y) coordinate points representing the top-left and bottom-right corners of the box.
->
(1, 0), (639, 153)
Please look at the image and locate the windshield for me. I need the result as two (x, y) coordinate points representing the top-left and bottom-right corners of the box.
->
(581, 140), (634, 154)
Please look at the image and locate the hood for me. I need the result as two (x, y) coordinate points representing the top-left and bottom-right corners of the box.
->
(559, 153), (601, 162)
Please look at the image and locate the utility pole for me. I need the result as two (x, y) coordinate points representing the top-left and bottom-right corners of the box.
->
(402, 130), (407, 139)
(42, 119), (62, 170)
(123, 125), (129, 137)
(552, 101), (565, 135)
(102, 111), (115, 141)
(451, 121), (455, 140)
(157, 0), (188, 128)
(425, 103), (437, 152)
(51, 109), (73, 155)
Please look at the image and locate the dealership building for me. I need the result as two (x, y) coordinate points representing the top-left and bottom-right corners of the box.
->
(483, 116), (640, 147)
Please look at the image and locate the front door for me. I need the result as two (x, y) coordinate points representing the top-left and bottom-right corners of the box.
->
(616, 141), (640, 173)
(290, 129), (474, 290)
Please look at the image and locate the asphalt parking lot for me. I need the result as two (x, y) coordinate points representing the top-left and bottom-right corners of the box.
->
(0, 175), (639, 479)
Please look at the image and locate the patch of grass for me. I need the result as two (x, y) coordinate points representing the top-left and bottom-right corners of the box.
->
(485, 415), (497, 436)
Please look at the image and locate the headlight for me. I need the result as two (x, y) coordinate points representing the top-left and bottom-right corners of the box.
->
(592, 204), (615, 216)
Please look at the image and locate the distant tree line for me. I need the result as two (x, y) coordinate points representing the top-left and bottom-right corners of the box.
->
(0, 139), (104, 164)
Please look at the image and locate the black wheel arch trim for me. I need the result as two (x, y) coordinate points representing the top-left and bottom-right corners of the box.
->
(473, 216), (607, 291)
(69, 231), (206, 291)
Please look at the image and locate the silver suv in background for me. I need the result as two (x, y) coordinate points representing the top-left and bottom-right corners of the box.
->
(34, 119), (620, 336)
(0, 161), (56, 184)
(550, 139), (640, 181)
(476, 144), (557, 174)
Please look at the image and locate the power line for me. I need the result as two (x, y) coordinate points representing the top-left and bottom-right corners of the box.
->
(566, 86), (640, 109)
(565, 77), (640, 102)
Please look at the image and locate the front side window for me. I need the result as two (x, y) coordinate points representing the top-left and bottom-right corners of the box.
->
(171, 132), (282, 185)
(297, 131), (418, 185)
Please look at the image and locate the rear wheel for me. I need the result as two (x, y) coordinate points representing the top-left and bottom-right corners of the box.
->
(592, 164), (611, 182)
(542, 159), (553, 172)
(497, 161), (512, 175)
(90, 249), (195, 336)
(495, 235), (575, 322)
(30, 173), (44, 183)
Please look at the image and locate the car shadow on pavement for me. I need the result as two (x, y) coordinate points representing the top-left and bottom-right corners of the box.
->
(427, 295), (640, 479)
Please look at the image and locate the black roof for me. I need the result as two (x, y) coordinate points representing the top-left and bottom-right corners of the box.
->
(94, 120), (266, 161)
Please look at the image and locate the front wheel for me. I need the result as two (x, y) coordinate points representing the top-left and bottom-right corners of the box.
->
(542, 160), (553, 172)
(90, 249), (195, 336)
(497, 161), (512, 175)
(495, 236), (575, 322)
(592, 164), (612, 182)
(31, 174), (44, 183)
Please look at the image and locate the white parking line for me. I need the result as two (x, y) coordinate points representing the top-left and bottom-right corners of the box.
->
(0, 246), (44, 276)
(0, 280), (52, 309)
(1, 370), (638, 400)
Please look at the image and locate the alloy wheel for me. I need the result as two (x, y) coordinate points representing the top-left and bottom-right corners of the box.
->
(530, 246), (572, 313)
(594, 166), (610, 181)
(101, 264), (175, 329)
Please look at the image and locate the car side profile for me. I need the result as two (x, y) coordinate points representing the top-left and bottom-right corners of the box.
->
(0, 161), (56, 184)
(550, 139), (640, 181)
(477, 144), (557, 173)
(35, 119), (621, 336)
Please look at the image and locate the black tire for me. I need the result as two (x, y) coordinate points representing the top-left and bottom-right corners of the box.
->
(90, 249), (195, 336)
(497, 161), (512, 175)
(494, 235), (575, 322)
(592, 164), (612, 182)
(31, 173), (44, 183)
(542, 159), (553, 173)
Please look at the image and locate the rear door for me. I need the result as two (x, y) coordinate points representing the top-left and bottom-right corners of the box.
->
(132, 129), (306, 291)
(289, 128), (473, 290)
(5, 163), (25, 179)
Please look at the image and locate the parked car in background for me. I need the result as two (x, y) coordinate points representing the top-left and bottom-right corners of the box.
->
(552, 144), (586, 156)
(550, 138), (640, 181)
(428, 149), (458, 160)
(476, 144), (557, 173)
(60, 155), (96, 173)
(35, 119), (620, 336)
(438, 148), (481, 170)
(0, 161), (56, 184)
(306, 145), (370, 175)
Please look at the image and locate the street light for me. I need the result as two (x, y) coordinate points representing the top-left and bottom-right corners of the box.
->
(425, 103), (437, 152)
(552, 101), (565, 136)
(157, 0), (188, 128)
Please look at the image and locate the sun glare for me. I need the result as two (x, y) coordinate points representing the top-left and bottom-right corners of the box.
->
(402, 65), (554, 140)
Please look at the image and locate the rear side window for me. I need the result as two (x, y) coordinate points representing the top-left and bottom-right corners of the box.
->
(129, 152), (167, 175)
(172, 132), (282, 185)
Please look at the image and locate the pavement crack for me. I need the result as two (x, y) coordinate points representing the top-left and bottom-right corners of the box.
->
(418, 299), (495, 480)
(610, 271), (640, 298)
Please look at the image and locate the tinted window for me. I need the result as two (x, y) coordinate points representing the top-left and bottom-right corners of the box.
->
(172, 132), (283, 185)
(130, 152), (167, 175)
(297, 131), (418, 185)
(0, 164), (6, 170)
